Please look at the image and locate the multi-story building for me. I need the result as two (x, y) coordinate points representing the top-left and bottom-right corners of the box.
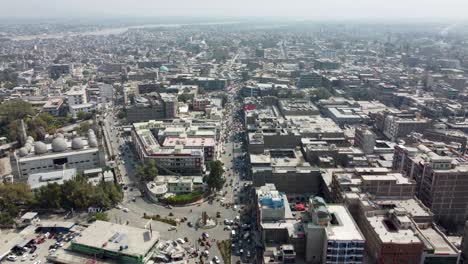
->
(49, 64), (71, 80)
(359, 208), (424, 264)
(382, 115), (432, 141)
(393, 143), (468, 226)
(170, 75), (227, 91)
(137, 82), (164, 95)
(192, 97), (211, 111)
(66, 86), (88, 106)
(42, 98), (65, 116)
(12, 130), (103, 180)
(126, 93), (177, 122)
(331, 169), (416, 204)
(355, 197), (460, 264)
(255, 184), (366, 264)
(354, 126), (376, 154)
(305, 198), (365, 264)
(314, 59), (340, 70)
(278, 99), (320, 116)
(250, 148), (321, 194)
(132, 125), (205, 175)
(297, 71), (323, 88)
(163, 136), (216, 161)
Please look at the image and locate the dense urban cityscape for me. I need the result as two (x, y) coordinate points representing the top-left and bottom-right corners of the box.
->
(2, 7), (468, 264)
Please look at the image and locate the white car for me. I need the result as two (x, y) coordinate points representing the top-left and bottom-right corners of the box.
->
(213, 256), (221, 264)
(122, 208), (130, 213)
(6, 255), (18, 261)
(176, 238), (185, 244)
(21, 254), (29, 261)
(33, 261), (42, 264)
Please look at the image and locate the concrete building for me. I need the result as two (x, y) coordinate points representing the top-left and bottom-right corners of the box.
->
(383, 115), (432, 141)
(314, 59), (340, 70)
(354, 126), (376, 154)
(12, 130), (103, 180)
(132, 125), (205, 175)
(305, 200), (365, 264)
(163, 136), (216, 161)
(393, 143), (468, 226)
(331, 169), (416, 204)
(278, 99), (320, 116)
(42, 98), (65, 116)
(256, 184), (288, 223)
(138, 82), (164, 94)
(69, 103), (96, 118)
(297, 72), (323, 88)
(359, 208), (425, 264)
(424, 129), (468, 153)
(27, 168), (77, 191)
(66, 86), (96, 118)
(255, 184), (365, 264)
(71, 221), (159, 264)
(49, 64), (71, 80)
(356, 197), (460, 264)
(126, 93), (177, 122)
(250, 148), (321, 194)
(170, 75), (227, 91)
(87, 82), (114, 104)
(66, 86), (88, 106)
(192, 97), (212, 111)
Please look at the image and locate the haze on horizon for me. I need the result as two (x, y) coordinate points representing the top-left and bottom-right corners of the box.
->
(0, 0), (467, 22)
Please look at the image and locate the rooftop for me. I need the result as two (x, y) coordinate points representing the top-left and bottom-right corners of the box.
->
(366, 214), (422, 244)
(72, 221), (159, 258)
(28, 168), (77, 190)
(326, 205), (364, 241)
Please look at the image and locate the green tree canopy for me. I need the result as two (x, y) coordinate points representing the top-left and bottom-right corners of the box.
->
(34, 174), (123, 210)
(310, 87), (332, 102)
(205, 160), (225, 191)
(136, 159), (158, 182)
(0, 183), (35, 225)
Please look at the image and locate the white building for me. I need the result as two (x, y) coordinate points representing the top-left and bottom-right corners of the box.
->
(13, 130), (104, 180)
(66, 86), (88, 105)
(28, 168), (77, 191)
(69, 103), (96, 118)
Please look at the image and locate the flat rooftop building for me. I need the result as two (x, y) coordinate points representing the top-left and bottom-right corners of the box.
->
(132, 125), (205, 175)
(71, 220), (159, 264)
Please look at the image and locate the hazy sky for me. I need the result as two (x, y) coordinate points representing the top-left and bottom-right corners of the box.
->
(1, 0), (467, 21)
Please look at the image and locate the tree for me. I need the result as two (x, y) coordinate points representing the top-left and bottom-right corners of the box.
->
(94, 212), (109, 221)
(136, 160), (158, 182)
(35, 183), (62, 209)
(310, 88), (332, 102)
(0, 99), (34, 124)
(0, 183), (35, 224)
(205, 161), (225, 191)
(77, 122), (92, 135)
(76, 111), (86, 120)
(178, 93), (192, 103)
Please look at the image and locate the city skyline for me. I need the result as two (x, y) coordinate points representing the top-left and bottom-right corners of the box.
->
(1, 0), (467, 21)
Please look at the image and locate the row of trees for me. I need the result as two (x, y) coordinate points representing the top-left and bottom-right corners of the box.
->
(136, 159), (225, 192)
(0, 100), (75, 141)
(0, 176), (123, 226)
(34, 174), (123, 210)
